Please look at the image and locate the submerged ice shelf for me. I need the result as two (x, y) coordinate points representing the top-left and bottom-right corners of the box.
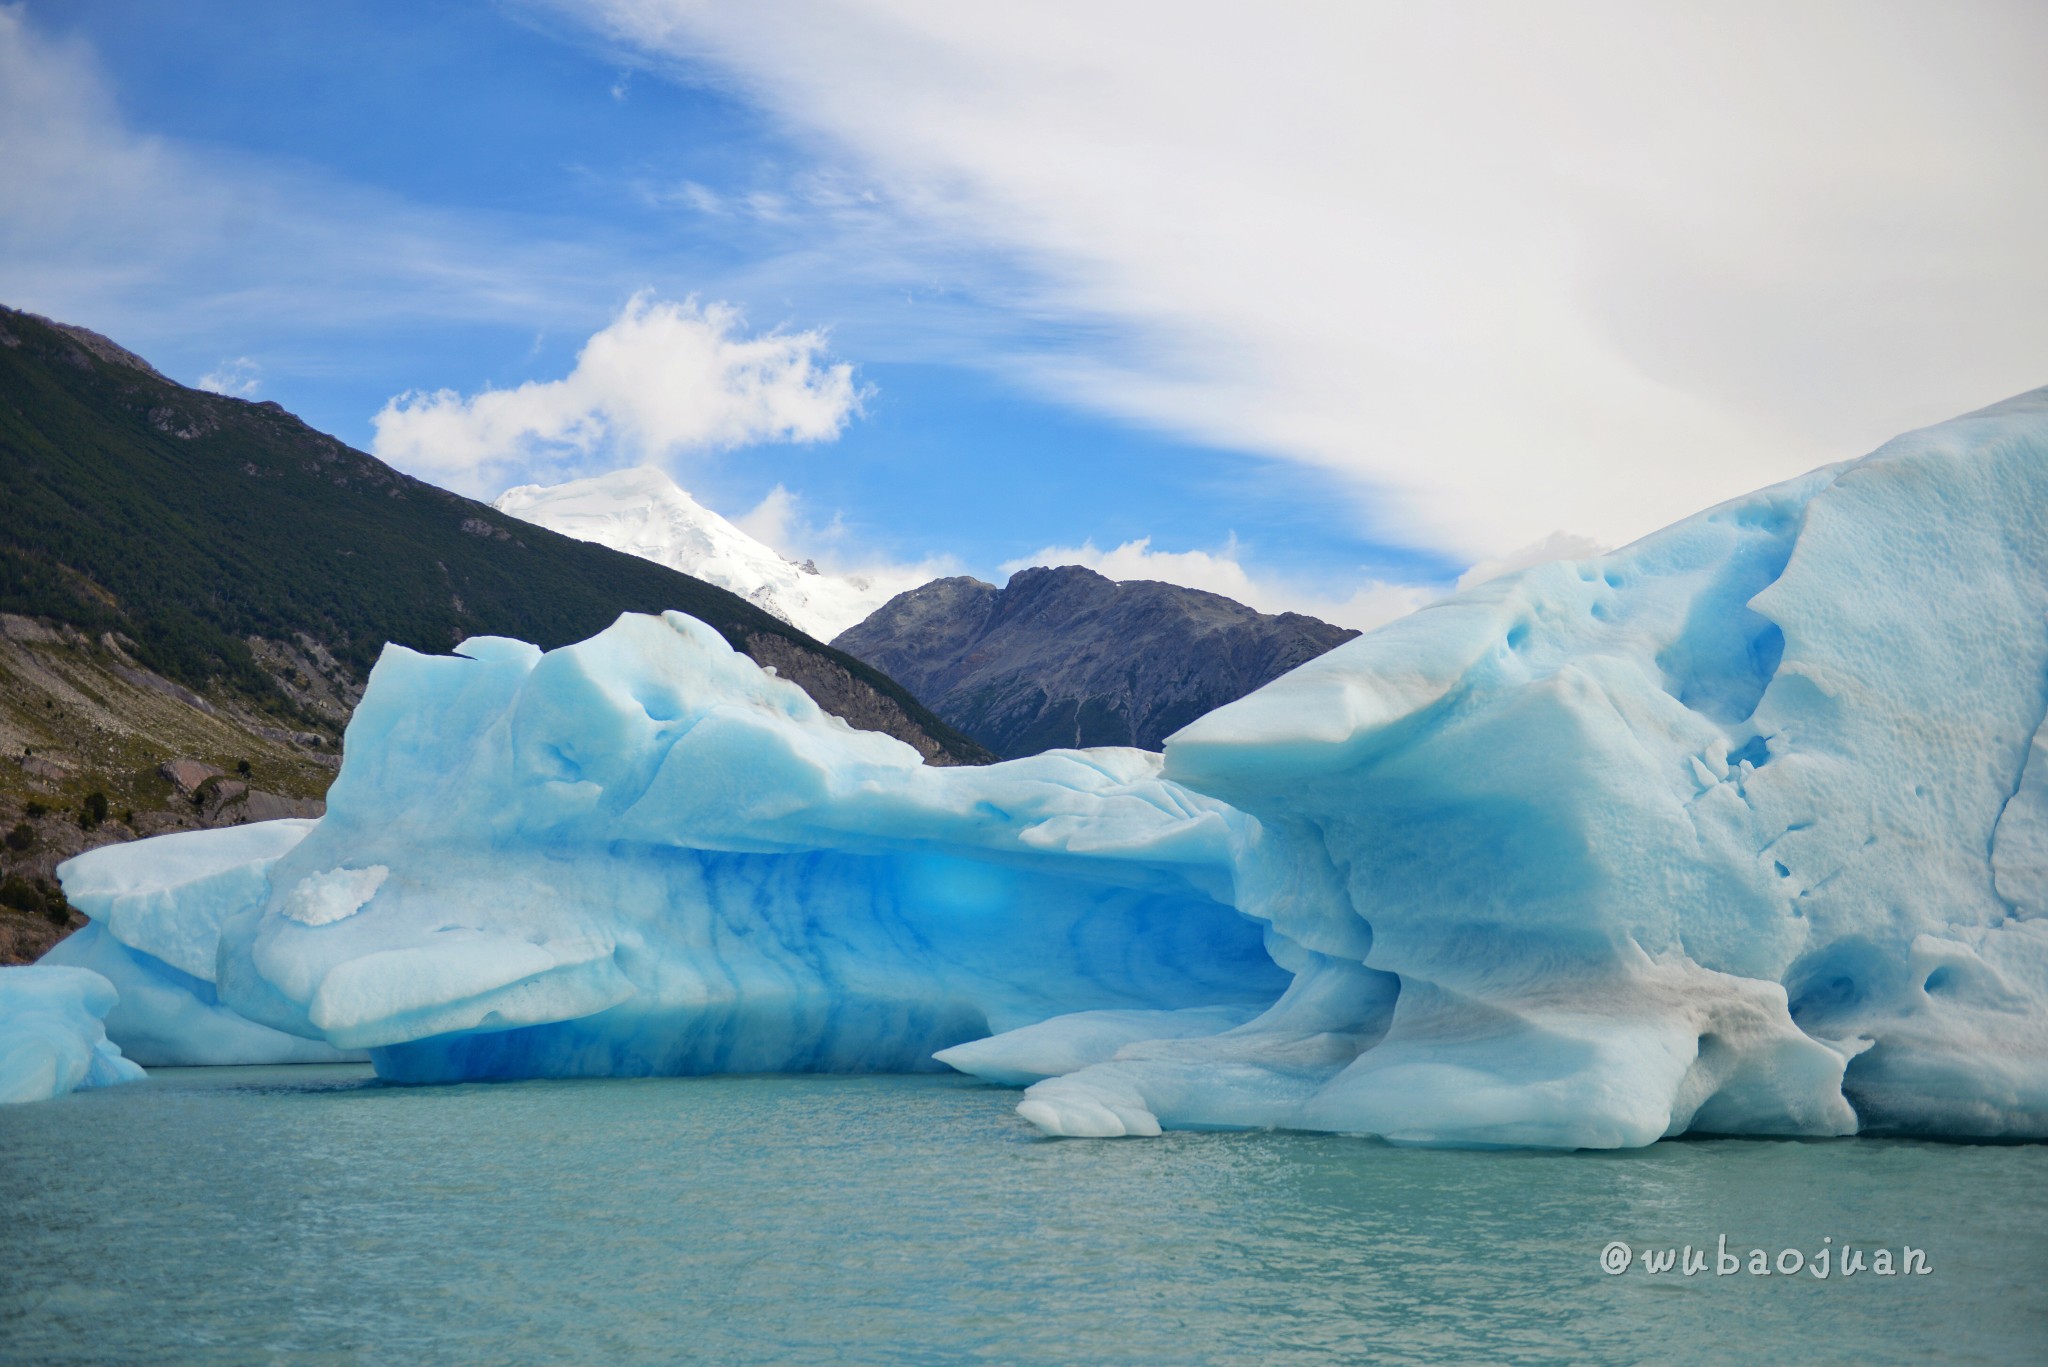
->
(23, 387), (2048, 1145)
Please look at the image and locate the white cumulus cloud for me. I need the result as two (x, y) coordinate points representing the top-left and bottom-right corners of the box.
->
(196, 356), (261, 398)
(371, 293), (862, 494)
(737, 482), (957, 601)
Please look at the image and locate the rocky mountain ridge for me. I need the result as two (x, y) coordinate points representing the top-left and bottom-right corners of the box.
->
(833, 565), (1359, 758)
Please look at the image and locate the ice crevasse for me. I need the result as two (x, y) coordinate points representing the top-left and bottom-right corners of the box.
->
(33, 385), (2048, 1146)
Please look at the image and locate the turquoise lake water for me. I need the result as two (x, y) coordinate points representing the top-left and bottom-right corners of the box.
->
(1, 1066), (2043, 1365)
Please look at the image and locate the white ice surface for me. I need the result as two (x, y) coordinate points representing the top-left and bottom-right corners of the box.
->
(44, 822), (366, 1066)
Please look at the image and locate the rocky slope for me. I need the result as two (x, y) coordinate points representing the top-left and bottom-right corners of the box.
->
(832, 565), (1359, 758)
(0, 610), (344, 963)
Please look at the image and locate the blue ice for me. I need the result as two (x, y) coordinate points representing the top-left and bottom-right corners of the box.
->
(23, 387), (2048, 1145)
(0, 965), (145, 1104)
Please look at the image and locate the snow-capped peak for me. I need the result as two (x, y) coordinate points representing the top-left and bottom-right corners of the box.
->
(491, 467), (915, 641)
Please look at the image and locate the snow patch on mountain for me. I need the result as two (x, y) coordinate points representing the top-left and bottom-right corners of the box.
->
(492, 467), (920, 641)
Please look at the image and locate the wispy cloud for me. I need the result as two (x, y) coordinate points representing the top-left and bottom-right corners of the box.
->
(1455, 532), (1609, 591)
(568, 0), (2048, 562)
(0, 7), (625, 360)
(370, 293), (862, 494)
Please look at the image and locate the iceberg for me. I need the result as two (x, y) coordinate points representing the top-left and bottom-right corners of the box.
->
(150, 614), (1281, 1083)
(33, 386), (2048, 1145)
(1006, 386), (2048, 1144)
(0, 965), (145, 1104)
(42, 822), (367, 1066)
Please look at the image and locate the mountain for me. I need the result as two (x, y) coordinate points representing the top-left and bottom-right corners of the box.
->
(0, 306), (991, 959)
(493, 468), (917, 642)
(832, 565), (1360, 758)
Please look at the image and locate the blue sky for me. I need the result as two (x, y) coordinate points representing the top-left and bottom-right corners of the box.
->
(4, 1), (2043, 625)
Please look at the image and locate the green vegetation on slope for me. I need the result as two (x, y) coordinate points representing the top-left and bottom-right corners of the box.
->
(0, 305), (988, 760)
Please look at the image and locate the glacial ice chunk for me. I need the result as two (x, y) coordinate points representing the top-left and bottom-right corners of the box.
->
(0, 965), (145, 1104)
(934, 1005), (1259, 1088)
(164, 611), (1285, 1078)
(45, 822), (366, 1066)
(42, 386), (2048, 1147)
(39, 925), (365, 1068)
(56, 819), (316, 980)
(1012, 385), (2048, 1145)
